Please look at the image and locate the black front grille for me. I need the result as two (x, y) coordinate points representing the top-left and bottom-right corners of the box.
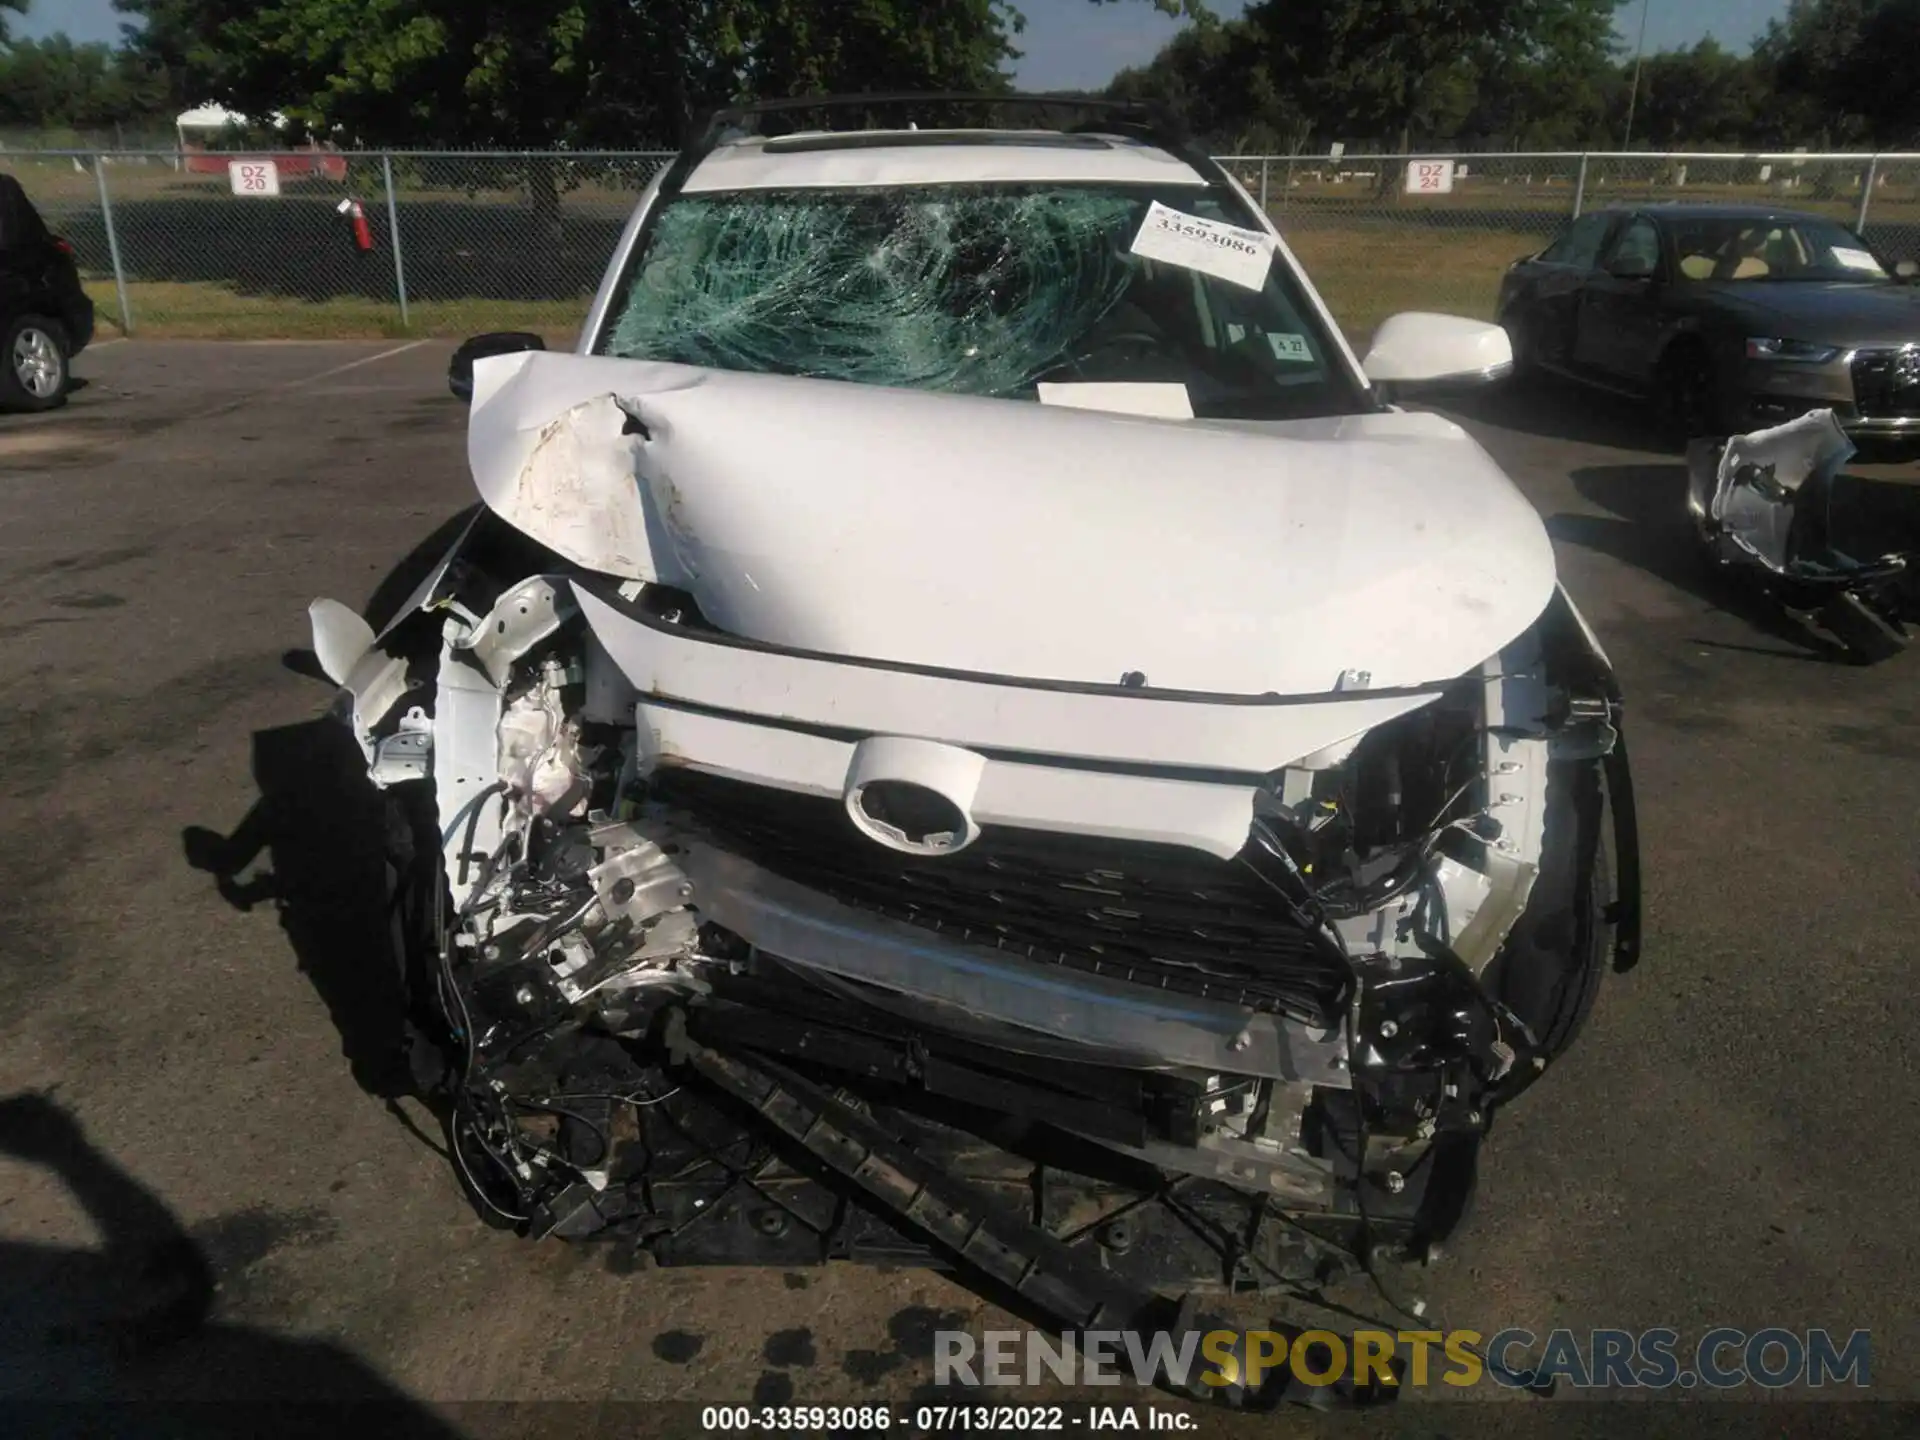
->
(1852, 347), (1920, 420)
(654, 769), (1351, 1025)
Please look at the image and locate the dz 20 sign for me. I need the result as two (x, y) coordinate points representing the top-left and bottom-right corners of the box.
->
(228, 160), (282, 197)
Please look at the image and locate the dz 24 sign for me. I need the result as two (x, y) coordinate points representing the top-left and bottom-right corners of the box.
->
(228, 160), (281, 197)
(1405, 159), (1455, 195)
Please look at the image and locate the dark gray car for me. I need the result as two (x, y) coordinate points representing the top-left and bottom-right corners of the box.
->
(1497, 203), (1920, 448)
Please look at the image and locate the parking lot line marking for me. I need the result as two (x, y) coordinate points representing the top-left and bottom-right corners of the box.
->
(175, 339), (434, 426)
(289, 339), (431, 388)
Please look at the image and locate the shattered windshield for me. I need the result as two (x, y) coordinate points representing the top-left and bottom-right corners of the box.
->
(595, 182), (1364, 421)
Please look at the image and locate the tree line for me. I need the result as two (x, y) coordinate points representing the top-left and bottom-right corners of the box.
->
(0, 0), (1914, 153)
(0, 32), (169, 134)
(3, 0), (1196, 145)
(1108, 0), (1920, 153)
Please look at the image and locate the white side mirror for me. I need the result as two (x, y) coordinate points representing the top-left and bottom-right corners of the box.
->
(1361, 312), (1514, 393)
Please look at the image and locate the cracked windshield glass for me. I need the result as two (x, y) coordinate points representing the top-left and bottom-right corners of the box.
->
(598, 183), (1364, 420)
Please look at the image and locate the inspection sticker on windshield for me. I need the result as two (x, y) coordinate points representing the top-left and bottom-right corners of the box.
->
(1129, 200), (1276, 291)
(1830, 246), (1882, 273)
(1267, 332), (1313, 362)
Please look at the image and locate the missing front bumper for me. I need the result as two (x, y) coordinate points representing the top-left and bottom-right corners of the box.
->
(303, 519), (1637, 1414)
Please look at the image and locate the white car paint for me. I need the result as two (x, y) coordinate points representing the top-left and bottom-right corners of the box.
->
(305, 123), (1603, 1090)
(1361, 311), (1516, 386)
(308, 597), (375, 686)
(469, 348), (1558, 698)
(577, 584), (1444, 772)
(577, 162), (669, 357)
(682, 131), (1211, 193)
(628, 699), (1261, 858)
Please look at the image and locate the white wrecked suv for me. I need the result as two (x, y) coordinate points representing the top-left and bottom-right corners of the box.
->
(311, 97), (1640, 1371)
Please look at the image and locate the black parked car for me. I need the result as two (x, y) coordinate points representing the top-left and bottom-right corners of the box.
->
(1498, 203), (1920, 449)
(0, 172), (95, 412)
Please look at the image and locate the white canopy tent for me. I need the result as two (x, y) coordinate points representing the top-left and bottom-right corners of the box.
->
(175, 104), (289, 149)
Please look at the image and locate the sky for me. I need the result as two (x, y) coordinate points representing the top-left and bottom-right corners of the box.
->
(1008, 0), (1794, 90)
(19, 0), (1792, 93)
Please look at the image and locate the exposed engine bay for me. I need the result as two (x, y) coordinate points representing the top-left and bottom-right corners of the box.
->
(311, 350), (1640, 1406)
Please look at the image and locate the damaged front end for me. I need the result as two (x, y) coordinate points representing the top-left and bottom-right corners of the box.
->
(310, 351), (1639, 1404)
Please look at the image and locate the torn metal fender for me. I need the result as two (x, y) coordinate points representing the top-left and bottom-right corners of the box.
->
(465, 351), (701, 583)
(372, 510), (486, 647)
(308, 598), (408, 765)
(306, 572), (579, 785)
(1536, 584), (1643, 974)
(309, 598), (375, 686)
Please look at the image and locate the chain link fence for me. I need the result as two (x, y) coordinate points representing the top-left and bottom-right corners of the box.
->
(1217, 151), (1920, 342)
(8, 149), (674, 341)
(8, 147), (1919, 345)
(1217, 151), (1585, 340)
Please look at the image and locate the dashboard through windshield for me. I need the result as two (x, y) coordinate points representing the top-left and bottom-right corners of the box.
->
(1670, 215), (1894, 283)
(593, 182), (1366, 421)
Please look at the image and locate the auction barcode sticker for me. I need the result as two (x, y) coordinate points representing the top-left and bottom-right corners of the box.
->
(1129, 200), (1276, 291)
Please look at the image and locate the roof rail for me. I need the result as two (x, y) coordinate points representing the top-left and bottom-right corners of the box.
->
(701, 91), (1177, 140)
(650, 91), (1225, 206)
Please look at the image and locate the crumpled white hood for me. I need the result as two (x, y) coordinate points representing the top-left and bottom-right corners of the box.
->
(468, 350), (1556, 697)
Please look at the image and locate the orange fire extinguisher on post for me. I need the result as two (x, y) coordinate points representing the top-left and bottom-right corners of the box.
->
(336, 196), (374, 253)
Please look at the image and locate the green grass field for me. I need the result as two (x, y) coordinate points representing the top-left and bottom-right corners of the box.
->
(1285, 225), (1536, 340)
(80, 221), (1537, 347)
(87, 280), (586, 343)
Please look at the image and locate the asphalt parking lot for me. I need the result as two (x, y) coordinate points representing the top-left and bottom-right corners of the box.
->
(2, 339), (1917, 1436)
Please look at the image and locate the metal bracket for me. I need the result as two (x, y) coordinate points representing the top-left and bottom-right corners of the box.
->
(370, 725), (433, 788)
(455, 576), (579, 687)
(1545, 694), (1620, 762)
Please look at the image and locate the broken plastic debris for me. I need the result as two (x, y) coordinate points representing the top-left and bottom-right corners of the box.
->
(1711, 408), (1855, 573)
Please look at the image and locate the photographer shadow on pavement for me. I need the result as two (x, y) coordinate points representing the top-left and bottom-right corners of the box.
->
(180, 711), (414, 1100)
(179, 506), (484, 1110)
(0, 1092), (465, 1435)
